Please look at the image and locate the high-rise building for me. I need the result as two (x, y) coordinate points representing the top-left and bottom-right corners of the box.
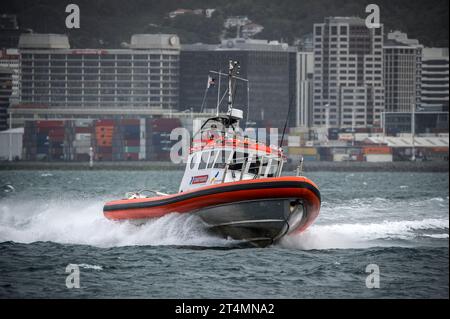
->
(296, 51), (314, 128)
(421, 48), (449, 112)
(17, 33), (180, 111)
(179, 38), (297, 129)
(313, 17), (385, 129)
(0, 67), (12, 131)
(384, 31), (422, 112)
(0, 49), (19, 98)
(0, 48), (19, 130)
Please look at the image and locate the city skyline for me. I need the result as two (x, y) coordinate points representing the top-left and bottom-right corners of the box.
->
(1, 15), (447, 131)
(0, 5), (448, 163)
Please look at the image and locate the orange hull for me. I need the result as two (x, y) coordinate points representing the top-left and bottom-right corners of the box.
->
(104, 176), (321, 235)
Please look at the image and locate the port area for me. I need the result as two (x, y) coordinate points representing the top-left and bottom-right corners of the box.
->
(0, 160), (448, 172)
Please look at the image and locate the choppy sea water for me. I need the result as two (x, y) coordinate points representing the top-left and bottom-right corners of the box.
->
(0, 170), (448, 298)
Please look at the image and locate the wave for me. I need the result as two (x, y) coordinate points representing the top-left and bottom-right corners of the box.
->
(0, 198), (448, 249)
(0, 199), (230, 248)
(278, 218), (449, 250)
(74, 263), (103, 270)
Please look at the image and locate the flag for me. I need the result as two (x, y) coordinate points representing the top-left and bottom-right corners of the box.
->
(207, 76), (215, 89)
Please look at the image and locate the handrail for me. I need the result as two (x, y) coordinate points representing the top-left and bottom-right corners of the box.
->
(222, 163), (229, 183)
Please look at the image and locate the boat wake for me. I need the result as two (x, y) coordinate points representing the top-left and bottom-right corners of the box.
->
(278, 218), (449, 250)
(0, 198), (448, 249)
(0, 198), (231, 248)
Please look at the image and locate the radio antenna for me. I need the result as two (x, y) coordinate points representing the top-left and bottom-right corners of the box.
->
(279, 94), (295, 148)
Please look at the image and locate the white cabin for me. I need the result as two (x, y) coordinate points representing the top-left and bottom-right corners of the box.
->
(179, 115), (284, 193)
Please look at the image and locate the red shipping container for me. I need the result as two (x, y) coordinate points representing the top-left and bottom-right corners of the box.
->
(75, 127), (92, 133)
(37, 120), (64, 128)
(37, 127), (52, 134)
(363, 146), (392, 155)
(148, 118), (181, 132)
(49, 132), (65, 138)
(96, 126), (114, 132)
(49, 130), (65, 138)
(95, 120), (115, 126)
(97, 134), (113, 140)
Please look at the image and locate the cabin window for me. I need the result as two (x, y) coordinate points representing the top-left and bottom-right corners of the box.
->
(248, 156), (261, 175)
(261, 157), (270, 176)
(190, 153), (198, 170)
(214, 150), (231, 168)
(229, 151), (246, 171)
(198, 151), (209, 170)
(207, 151), (216, 169)
(267, 159), (279, 177)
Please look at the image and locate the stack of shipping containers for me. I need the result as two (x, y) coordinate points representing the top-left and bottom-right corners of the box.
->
(146, 118), (181, 161)
(120, 119), (140, 161)
(23, 120), (66, 160)
(95, 120), (114, 161)
(70, 120), (93, 161)
(287, 129), (320, 162)
(21, 118), (184, 161)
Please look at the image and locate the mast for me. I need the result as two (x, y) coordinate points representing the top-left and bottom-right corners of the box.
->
(227, 60), (240, 115)
(216, 70), (221, 116)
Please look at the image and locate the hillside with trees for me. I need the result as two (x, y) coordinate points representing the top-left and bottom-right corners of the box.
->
(2, 0), (448, 48)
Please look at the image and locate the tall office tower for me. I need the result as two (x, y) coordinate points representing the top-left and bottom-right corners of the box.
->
(421, 48), (449, 112)
(384, 31), (423, 112)
(180, 38), (297, 129)
(296, 51), (314, 128)
(0, 67), (12, 130)
(313, 17), (384, 129)
(0, 48), (19, 130)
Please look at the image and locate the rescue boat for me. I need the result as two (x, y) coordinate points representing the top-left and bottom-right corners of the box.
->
(103, 61), (321, 247)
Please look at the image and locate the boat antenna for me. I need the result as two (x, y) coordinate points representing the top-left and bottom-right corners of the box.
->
(279, 94), (295, 149)
(216, 69), (221, 116)
(227, 60), (240, 116)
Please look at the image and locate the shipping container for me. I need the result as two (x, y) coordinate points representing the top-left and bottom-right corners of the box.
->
(124, 139), (140, 147)
(97, 146), (112, 153)
(148, 118), (182, 132)
(288, 147), (318, 156)
(95, 119), (115, 126)
(124, 146), (140, 153)
(36, 120), (64, 128)
(365, 154), (393, 162)
(363, 146), (392, 155)
(302, 154), (320, 161)
(75, 133), (91, 141)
